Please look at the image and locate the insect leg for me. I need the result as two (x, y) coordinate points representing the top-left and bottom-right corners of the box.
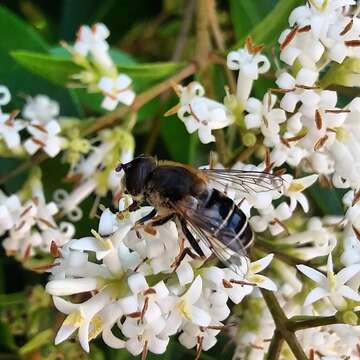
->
(135, 208), (157, 226)
(180, 218), (205, 257)
(150, 214), (175, 227)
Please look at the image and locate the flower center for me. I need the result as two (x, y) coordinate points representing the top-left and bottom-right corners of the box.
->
(177, 299), (192, 320)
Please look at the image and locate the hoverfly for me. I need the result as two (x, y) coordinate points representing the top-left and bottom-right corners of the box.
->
(116, 156), (283, 273)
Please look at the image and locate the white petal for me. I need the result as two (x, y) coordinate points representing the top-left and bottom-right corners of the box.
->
(128, 273), (148, 294)
(46, 278), (98, 296)
(255, 275), (277, 291)
(336, 264), (360, 285)
(304, 287), (329, 306)
(250, 254), (274, 273)
(189, 305), (211, 327)
(102, 328), (126, 349)
(338, 285), (360, 301)
(296, 265), (327, 286)
(101, 96), (118, 111)
(176, 262), (194, 286)
(118, 90), (135, 106)
(126, 337), (143, 356)
(55, 324), (77, 345)
(148, 336), (169, 354)
(184, 275), (202, 304)
(78, 320), (90, 352)
(198, 127), (215, 144)
(53, 296), (79, 314)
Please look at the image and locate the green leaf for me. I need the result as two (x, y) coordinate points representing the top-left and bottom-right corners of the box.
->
(233, 0), (303, 47)
(18, 329), (53, 356)
(11, 51), (82, 86)
(0, 5), (81, 115)
(0, 5), (48, 53)
(117, 62), (185, 81)
(160, 115), (199, 164)
(306, 184), (344, 216)
(230, 0), (276, 41)
(0, 322), (17, 351)
(0, 292), (27, 307)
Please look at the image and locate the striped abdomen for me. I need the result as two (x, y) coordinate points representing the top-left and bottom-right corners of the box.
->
(202, 188), (254, 253)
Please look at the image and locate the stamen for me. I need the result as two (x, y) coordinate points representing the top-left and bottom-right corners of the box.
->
(345, 40), (360, 47)
(140, 297), (149, 323)
(280, 138), (291, 148)
(315, 109), (323, 130)
(30, 123), (48, 134)
(127, 311), (142, 318)
(325, 109), (350, 114)
(36, 217), (57, 229)
(222, 279), (233, 288)
(32, 138), (46, 147)
(188, 104), (201, 123)
(280, 26), (299, 50)
(269, 87), (295, 93)
(245, 36), (265, 54)
(295, 84), (319, 90)
(20, 205), (33, 218)
(352, 189), (360, 206)
(134, 257), (148, 272)
(352, 225), (360, 241)
(143, 288), (156, 296)
(314, 134), (329, 151)
(141, 340), (149, 360)
(229, 279), (256, 286)
(340, 19), (353, 35)
(195, 336), (204, 360)
(284, 132), (307, 142)
(4, 110), (20, 126)
(50, 241), (60, 258)
(298, 25), (311, 33)
(23, 244), (32, 262)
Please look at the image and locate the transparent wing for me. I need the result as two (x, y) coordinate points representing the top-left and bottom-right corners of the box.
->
(201, 168), (284, 194)
(170, 199), (250, 274)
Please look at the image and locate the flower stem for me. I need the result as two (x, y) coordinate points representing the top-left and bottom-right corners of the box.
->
(266, 329), (284, 360)
(288, 312), (360, 331)
(261, 290), (309, 360)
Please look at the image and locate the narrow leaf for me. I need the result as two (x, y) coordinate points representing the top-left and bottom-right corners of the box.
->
(11, 51), (82, 86)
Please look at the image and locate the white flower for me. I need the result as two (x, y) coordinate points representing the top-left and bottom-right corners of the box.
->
(227, 45), (270, 104)
(250, 202), (292, 235)
(164, 276), (211, 335)
(282, 174), (318, 212)
(74, 23), (113, 69)
(0, 111), (25, 150)
(281, 217), (338, 260)
(98, 74), (135, 110)
(24, 120), (64, 157)
(53, 293), (111, 352)
(0, 85), (11, 109)
(0, 192), (21, 235)
(278, 26), (325, 69)
(176, 82), (233, 144)
(275, 69), (319, 113)
(244, 93), (286, 146)
(297, 253), (360, 310)
(123, 317), (169, 356)
(22, 95), (59, 124)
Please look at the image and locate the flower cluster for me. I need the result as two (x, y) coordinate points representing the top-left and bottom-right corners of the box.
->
(0, 88), (66, 158)
(0, 168), (74, 261)
(45, 200), (276, 355)
(66, 23), (135, 110)
(54, 126), (134, 221)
